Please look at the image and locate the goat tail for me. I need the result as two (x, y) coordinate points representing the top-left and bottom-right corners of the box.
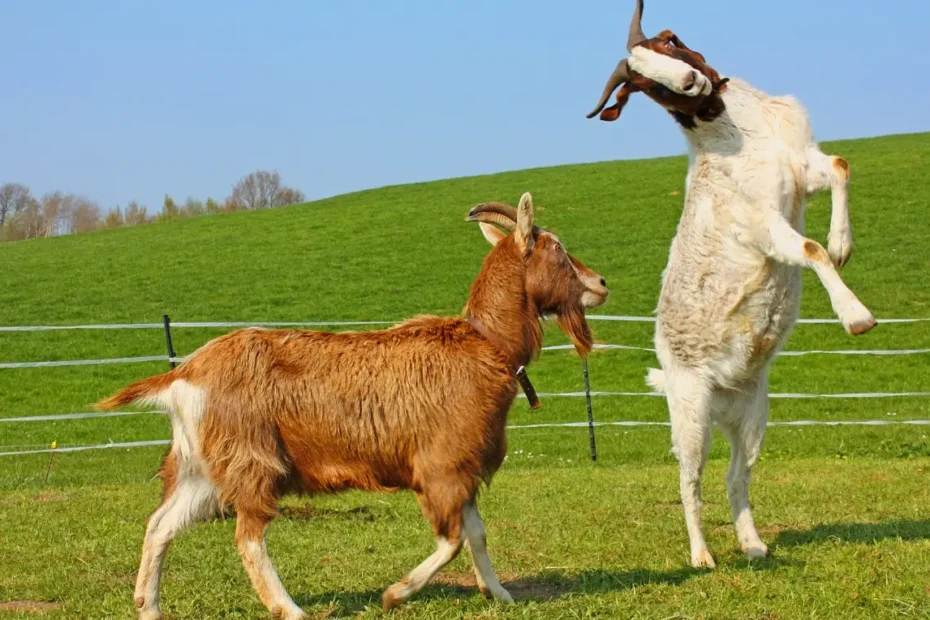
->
(96, 371), (178, 410)
(645, 368), (666, 394)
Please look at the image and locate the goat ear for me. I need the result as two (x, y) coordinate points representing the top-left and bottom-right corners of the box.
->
(515, 192), (535, 252)
(600, 84), (634, 122)
(478, 222), (507, 246)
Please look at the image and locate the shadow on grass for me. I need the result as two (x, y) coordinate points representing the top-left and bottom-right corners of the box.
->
(773, 519), (930, 548)
(295, 566), (704, 616)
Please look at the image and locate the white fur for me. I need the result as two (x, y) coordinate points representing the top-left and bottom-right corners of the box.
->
(629, 46), (712, 97)
(238, 539), (307, 620)
(133, 379), (219, 620)
(464, 501), (513, 603)
(134, 475), (219, 618)
(644, 77), (874, 568)
(383, 536), (463, 607)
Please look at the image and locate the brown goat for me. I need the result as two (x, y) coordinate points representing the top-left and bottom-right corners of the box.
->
(98, 192), (608, 620)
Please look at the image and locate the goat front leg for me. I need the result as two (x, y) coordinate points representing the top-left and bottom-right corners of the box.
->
(807, 149), (852, 267)
(757, 216), (876, 335)
(463, 500), (513, 603)
(383, 488), (466, 611)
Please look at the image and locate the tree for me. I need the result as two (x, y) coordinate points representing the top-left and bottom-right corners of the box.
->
(67, 197), (101, 234)
(227, 170), (304, 211)
(124, 201), (149, 226)
(274, 187), (306, 207)
(0, 183), (33, 236)
(180, 198), (205, 218)
(102, 207), (125, 229)
(155, 195), (180, 223)
(205, 197), (222, 214)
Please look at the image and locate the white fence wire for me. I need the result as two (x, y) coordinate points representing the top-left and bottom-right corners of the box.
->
(2, 315), (929, 457)
(5, 418), (930, 457)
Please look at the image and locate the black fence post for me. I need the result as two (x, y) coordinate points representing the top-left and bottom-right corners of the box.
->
(163, 314), (177, 369)
(582, 358), (597, 462)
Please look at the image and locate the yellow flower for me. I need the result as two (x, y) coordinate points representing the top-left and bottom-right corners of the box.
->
(50, 441), (57, 450)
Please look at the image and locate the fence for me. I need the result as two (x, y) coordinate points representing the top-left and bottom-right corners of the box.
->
(2, 314), (929, 461)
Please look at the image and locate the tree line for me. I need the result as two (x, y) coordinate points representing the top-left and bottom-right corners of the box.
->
(0, 170), (305, 242)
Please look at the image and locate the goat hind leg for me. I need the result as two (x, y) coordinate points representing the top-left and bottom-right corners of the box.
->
(720, 378), (769, 559)
(464, 499), (513, 603)
(235, 511), (306, 620)
(667, 375), (715, 568)
(135, 473), (219, 620)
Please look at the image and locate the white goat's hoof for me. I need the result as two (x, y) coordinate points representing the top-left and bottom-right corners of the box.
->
(828, 230), (852, 267)
(845, 312), (877, 336)
(838, 299), (876, 336)
(691, 548), (716, 569)
(382, 582), (411, 612)
(496, 588), (515, 604)
(138, 611), (163, 620)
(272, 604), (308, 620)
(743, 542), (769, 560)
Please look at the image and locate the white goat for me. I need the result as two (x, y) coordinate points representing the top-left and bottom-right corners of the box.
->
(587, 0), (876, 568)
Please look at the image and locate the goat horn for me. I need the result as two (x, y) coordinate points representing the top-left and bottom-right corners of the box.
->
(465, 202), (517, 231)
(627, 0), (647, 52)
(586, 59), (631, 119)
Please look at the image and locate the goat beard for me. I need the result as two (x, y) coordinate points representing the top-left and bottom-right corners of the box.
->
(555, 307), (593, 357)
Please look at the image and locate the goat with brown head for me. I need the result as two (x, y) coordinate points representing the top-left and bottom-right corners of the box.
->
(97, 192), (608, 619)
(586, 0), (729, 128)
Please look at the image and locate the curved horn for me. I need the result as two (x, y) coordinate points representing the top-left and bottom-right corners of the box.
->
(465, 202), (517, 231)
(586, 59), (631, 119)
(627, 0), (647, 52)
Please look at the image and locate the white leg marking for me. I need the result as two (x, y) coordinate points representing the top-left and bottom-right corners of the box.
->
(382, 535), (463, 610)
(135, 475), (218, 619)
(237, 536), (306, 620)
(464, 501), (513, 603)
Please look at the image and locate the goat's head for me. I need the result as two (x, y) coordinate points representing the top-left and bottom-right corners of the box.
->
(466, 192), (608, 354)
(586, 0), (728, 128)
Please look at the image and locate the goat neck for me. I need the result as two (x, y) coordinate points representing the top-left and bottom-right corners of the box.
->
(463, 236), (543, 370)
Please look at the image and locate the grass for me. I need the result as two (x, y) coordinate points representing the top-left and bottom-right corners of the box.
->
(1, 132), (929, 618)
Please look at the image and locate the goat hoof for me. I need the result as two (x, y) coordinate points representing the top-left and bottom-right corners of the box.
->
(743, 543), (769, 560)
(691, 548), (716, 569)
(496, 588), (515, 604)
(138, 611), (163, 620)
(828, 232), (852, 268)
(381, 585), (407, 612)
(847, 316), (877, 336)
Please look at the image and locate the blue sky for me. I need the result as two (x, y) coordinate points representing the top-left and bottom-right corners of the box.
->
(1, 0), (926, 211)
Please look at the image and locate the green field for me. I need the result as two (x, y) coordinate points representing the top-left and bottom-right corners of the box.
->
(1, 132), (929, 618)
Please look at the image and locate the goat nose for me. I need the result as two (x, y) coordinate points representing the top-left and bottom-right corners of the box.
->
(600, 278), (607, 287)
(683, 71), (696, 91)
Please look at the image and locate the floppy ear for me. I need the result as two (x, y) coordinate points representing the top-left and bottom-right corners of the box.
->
(599, 84), (635, 122)
(514, 192), (535, 253)
(478, 222), (507, 246)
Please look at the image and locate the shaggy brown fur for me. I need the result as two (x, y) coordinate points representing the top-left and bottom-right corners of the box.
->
(98, 193), (607, 619)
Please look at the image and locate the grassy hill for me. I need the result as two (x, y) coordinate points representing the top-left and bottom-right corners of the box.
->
(1, 132), (929, 618)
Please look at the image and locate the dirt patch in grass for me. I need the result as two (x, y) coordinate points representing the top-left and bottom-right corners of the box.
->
(279, 505), (379, 522)
(0, 601), (60, 613)
(435, 572), (570, 601)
